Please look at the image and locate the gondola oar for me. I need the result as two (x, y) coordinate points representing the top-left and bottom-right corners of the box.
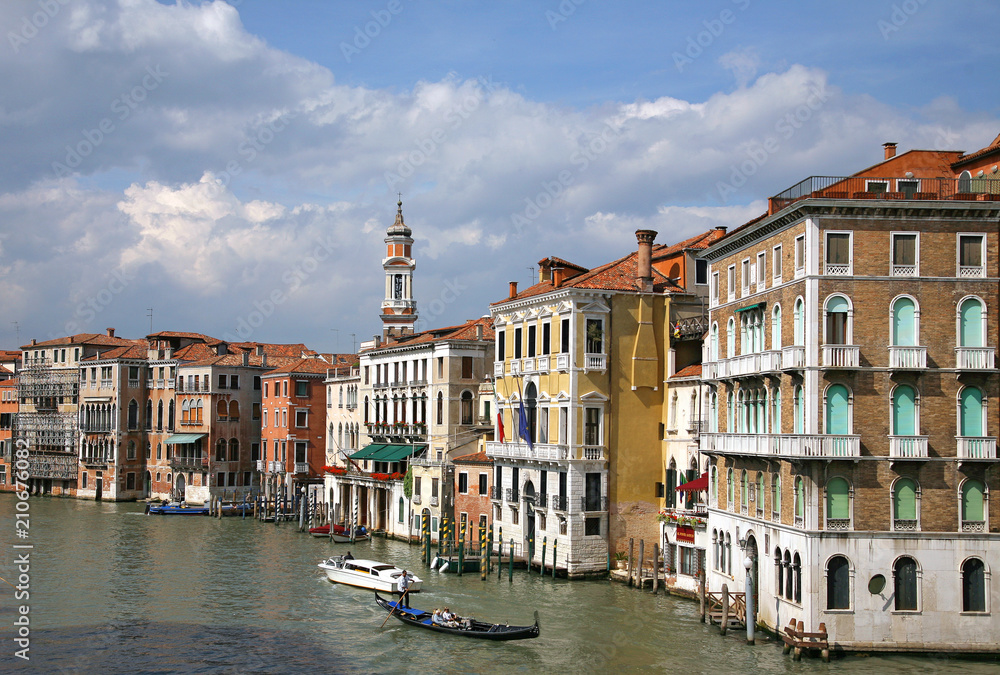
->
(380, 589), (409, 629)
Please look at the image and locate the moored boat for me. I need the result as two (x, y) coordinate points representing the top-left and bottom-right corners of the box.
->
(374, 592), (539, 640)
(318, 556), (421, 593)
(147, 502), (209, 516)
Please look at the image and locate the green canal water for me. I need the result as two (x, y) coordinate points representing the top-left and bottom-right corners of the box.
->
(0, 494), (996, 673)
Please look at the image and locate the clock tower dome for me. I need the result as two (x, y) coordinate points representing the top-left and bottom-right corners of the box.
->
(381, 199), (418, 339)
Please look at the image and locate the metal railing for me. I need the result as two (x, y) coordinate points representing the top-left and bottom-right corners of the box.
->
(506, 488), (519, 502)
(489, 485), (503, 500)
(536, 493), (548, 508)
(769, 175), (1000, 213)
(581, 496), (607, 512)
(552, 495), (568, 511)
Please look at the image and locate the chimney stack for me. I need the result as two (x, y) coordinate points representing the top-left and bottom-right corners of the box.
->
(715, 225), (727, 234)
(883, 142), (897, 160)
(106, 327), (115, 338)
(242, 351), (249, 367)
(262, 353), (267, 368)
(509, 281), (518, 299)
(552, 267), (563, 288)
(635, 229), (657, 292)
(475, 323), (483, 340)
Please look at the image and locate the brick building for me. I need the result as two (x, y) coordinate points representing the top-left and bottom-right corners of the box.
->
(700, 138), (1000, 652)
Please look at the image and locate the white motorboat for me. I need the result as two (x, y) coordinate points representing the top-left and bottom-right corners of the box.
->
(317, 556), (422, 594)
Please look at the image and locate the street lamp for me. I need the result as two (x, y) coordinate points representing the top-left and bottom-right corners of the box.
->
(744, 554), (755, 645)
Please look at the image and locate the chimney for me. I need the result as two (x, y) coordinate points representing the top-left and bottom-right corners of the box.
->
(106, 327), (115, 338)
(509, 281), (518, 299)
(256, 344), (264, 356)
(552, 267), (563, 288)
(242, 351), (249, 367)
(715, 225), (728, 234)
(883, 142), (897, 160)
(475, 323), (483, 340)
(635, 229), (657, 292)
(30, 338), (36, 346)
(262, 353), (267, 368)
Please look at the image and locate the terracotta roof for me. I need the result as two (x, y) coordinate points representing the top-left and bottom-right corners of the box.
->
(952, 133), (1000, 167)
(146, 331), (223, 344)
(172, 343), (223, 361)
(373, 317), (495, 350)
(537, 256), (589, 272)
(227, 342), (319, 357)
(179, 354), (300, 369)
(263, 357), (346, 377)
(452, 451), (492, 464)
(670, 363), (702, 379)
(708, 211), (769, 246)
(0, 365), (13, 375)
(652, 228), (727, 259)
(22, 333), (137, 349)
(496, 247), (683, 304)
(0, 350), (22, 359)
(81, 345), (150, 361)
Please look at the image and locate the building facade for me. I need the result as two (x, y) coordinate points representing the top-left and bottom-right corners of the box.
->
(700, 140), (1000, 652)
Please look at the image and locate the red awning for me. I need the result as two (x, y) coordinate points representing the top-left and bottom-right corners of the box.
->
(675, 472), (709, 492)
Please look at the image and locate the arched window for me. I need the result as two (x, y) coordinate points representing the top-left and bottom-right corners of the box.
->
(216, 438), (227, 462)
(793, 298), (805, 346)
(398, 497), (405, 523)
(962, 558), (987, 612)
(229, 439), (239, 462)
(725, 533), (732, 575)
(710, 392), (718, 433)
(157, 400), (164, 429)
(771, 473), (781, 517)
(959, 169), (972, 193)
(127, 399), (138, 429)
(666, 459), (677, 508)
(727, 391), (734, 432)
(960, 386), (986, 437)
(827, 555), (851, 610)
(182, 399), (190, 422)
(710, 466), (718, 506)
(794, 477), (806, 524)
(229, 400), (240, 421)
(893, 478), (918, 530)
(710, 323), (719, 362)
(826, 477), (850, 526)
(145, 400), (152, 430)
(961, 479), (986, 528)
(740, 470), (748, 512)
(824, 295), (850, 345)
(712, 530), (720, 569)
(436, 391), (444, 425)
(891, 296), (917, 346)
(736, 390), (746, 433)
(726, 468), (734, 509)
(756, 472), (765, 515)
(196, 400), (203, 422)
(726, 318), (735, 358)
(775, 548), (784, 597)
(217, 399), (228, 421)
(771, 304), (782, 350)
(771, 387), (781, 433)
(891, 384), (916, 436)
(894, 556), (918, 610)
(793, 386), (804, 434)
(784, 550), (793, 600)
(959, 297), (985, 348)
(364, 396), (370, 424)
(168, 400), (175, 430)
(793, 552), (802, 603)
(825, 383), (850, 436)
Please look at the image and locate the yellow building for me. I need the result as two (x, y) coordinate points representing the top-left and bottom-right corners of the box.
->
(488, 230), (706, 576)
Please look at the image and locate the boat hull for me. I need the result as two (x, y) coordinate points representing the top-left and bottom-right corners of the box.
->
(374, 593), (539, 640)
(148, 505), (209, 515)
(317, 558), (422, 594)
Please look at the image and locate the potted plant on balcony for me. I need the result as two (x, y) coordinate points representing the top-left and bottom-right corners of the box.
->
(614, 551), (628, 570)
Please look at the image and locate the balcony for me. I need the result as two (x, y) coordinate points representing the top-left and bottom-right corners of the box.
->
(81, 455), (109, 466)
(294, 462), (309, 474)
(889, 346), (927, 370)
(506, 488), (520, 502)
(489, 485), (503, 501)
(959, 265), (986, 279)
(494, 361), (505, 377)
(128, 379), (140, 389)
(956, 347), (995, 370)
(822, 345), (859, 368)
(824, 263), (851, 276)
(269, 461), (284, 473)
(170, 456), (204, 471)
(702, 361), (719, 380)
(536, 493), (548, 508)
(256, 460), (266, 471)
(413, 494), (422, 505)
(584, 353), (607, 372)
(891, 264), (917, 277)
(521, 357), (535, 373)
(889, 436), (928, 459)
(536, 355), (550, 373)
(957, 437), (997, 460)
(893, 519), (918, 532)
(826, 518), (851, 531)
(961, 520), (986, 533)
(581, 445), (605, 461)
(581, 495), (608, 512)
(760, 350), (782, 373)
(768, 175), (1000, 214)
(556, 354), (570, 371)
(430, 496), (439, 507)
(510, 359), (521, 376)
(700, 433), (861, 459)
(552, 495), (568, 511)
(781, 345), (805, 370)
(485, 441), (569, 462)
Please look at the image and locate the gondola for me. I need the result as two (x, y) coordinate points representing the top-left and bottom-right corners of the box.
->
(374, 592), (539, 640)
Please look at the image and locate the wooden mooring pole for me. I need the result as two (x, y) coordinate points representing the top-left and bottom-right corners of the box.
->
(720, 584), (730, 636)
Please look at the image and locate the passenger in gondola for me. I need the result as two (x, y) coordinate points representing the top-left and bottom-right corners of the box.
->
(432, 608), (445, 625)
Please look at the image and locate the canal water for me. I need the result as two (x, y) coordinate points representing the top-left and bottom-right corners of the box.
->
(1, 494), (996, 674)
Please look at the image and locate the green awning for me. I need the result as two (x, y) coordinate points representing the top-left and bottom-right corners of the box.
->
(735, 302), (766, 313)
(373, 444), (425, 461)
(164, 433), (207, 445)
(350, 444), (387, 460)
(350, 444), (425, 462)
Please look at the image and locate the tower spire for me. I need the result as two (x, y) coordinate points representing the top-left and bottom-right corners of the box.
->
(380, 199), (417, 340)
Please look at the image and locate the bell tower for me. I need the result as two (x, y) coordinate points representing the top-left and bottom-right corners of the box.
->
(381, 198), (418, 339)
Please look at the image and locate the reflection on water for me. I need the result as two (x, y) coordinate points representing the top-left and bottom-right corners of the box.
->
(2, 495), (997, 674)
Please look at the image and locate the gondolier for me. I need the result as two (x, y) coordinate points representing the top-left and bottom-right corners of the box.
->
(398, 570), (412, 607)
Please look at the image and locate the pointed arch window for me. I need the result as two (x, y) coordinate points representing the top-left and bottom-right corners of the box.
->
(726, 318), (735, 358)
(436, 391), (444, 425)
(793, 386), (804, 434)
(740, 470), (748, 514)
(962, 558), (987, 613)
(793, 298), (805, 346)
(771, 473), (781, 519)
(127, 400), (138, 430)
(771, 304), (782, 350)
(770, 387), (781, 434)
(710, 323), (719, 361)
(961, 479), (986, 530)
(892, 478), (919, 531)
(794, 477), (806, 527)
(726, 468), (734, 510)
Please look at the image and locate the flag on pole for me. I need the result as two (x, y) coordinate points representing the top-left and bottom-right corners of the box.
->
(495, 397), (505, 444)
(518, 397), (533, 451)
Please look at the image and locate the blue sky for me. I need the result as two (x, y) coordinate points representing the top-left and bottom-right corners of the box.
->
(0, 0), (997, 353)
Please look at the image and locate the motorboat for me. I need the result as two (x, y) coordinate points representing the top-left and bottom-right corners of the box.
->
(317, 556), (421, 593)
(309, 524), (371, 542)
(147, 502), (209, 516)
